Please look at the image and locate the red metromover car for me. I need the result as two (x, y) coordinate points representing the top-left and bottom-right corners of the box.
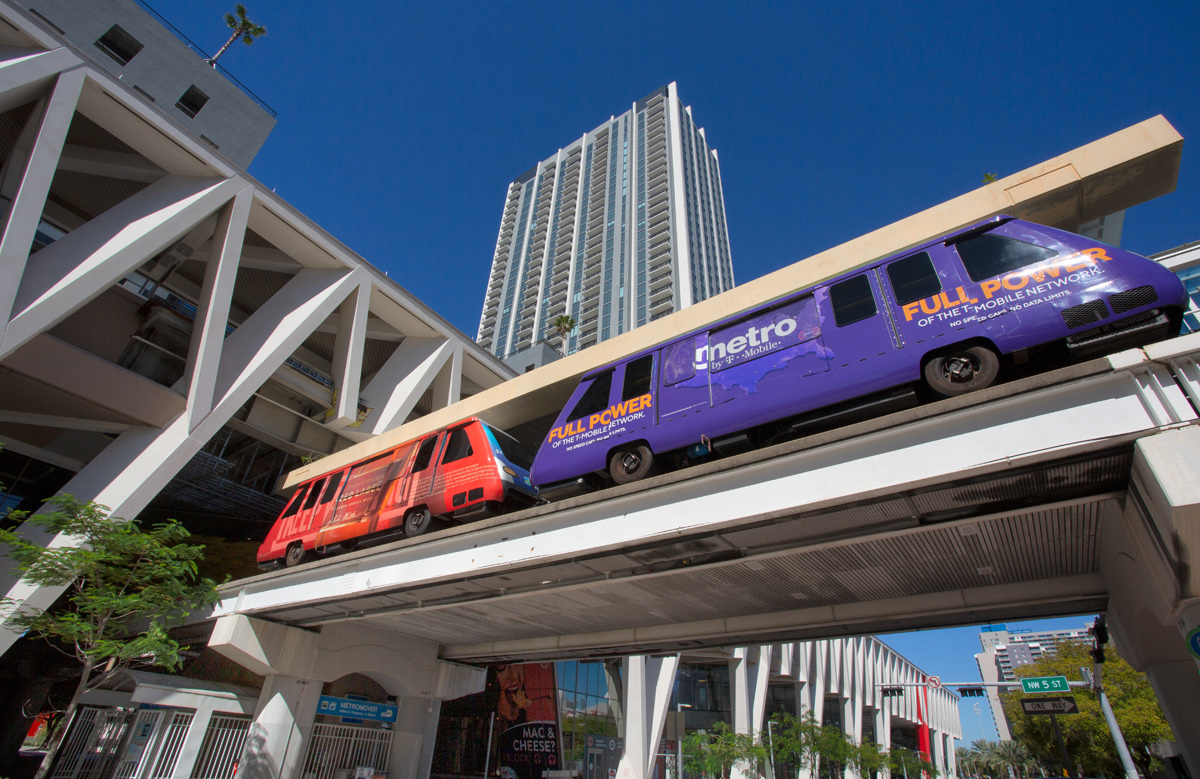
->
(257, 417), (537, 568)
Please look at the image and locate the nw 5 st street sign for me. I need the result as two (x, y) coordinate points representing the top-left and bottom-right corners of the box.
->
(1021, 675), (1070, 693)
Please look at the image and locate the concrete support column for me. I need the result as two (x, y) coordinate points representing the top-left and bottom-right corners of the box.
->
(729, 646), (772, 737)
(168, 699), (216, 779)
(942, 733), (955, 778)
(389, 697), (443, 779)
(1101, 427), (1200, 774)
(728, 646), (774, 779)
(211, 615), (485, 779)
(837, 695), (860, 779)
(874, 707), (891, 779)
(615, 654), (680, 779)
(235, 674), (322, 779)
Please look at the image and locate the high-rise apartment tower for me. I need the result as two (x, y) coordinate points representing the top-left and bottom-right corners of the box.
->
(973, 623), (1091, 740)
(477, 83), (735, 360)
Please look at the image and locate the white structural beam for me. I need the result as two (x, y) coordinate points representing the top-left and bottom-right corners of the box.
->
(184, 185), (252, 430)
(0, 267), (367, 654)
(56, 144), (166, 183)
(0, 47), (79, 113)
(0, 67), (83, 326)
(615, 654), (680, 779)
(326, 281), (371, 429)
(356, 337), (454, 437)
(2, 174), (244, 359)
(730, 646), (773, 779)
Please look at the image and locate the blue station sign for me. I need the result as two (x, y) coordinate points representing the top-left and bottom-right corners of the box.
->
(317, 695), (398, 723)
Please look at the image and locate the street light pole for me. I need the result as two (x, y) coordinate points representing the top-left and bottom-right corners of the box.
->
(766, 718), (776, 779)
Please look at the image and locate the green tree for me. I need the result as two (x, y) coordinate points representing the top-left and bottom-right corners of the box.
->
(767, 711), (822, 779)
(1000, 640), (1173, 777)
(888, 746), (937, 779)
(0, 496), (219, 779)
(990, 739), (1039, 779)
(209, 4), (266, 65)
(682, 722), (767, 779)
(550, 314), (576, 354)
(814, 725), (855, 779)
(850, 738), (887, 779)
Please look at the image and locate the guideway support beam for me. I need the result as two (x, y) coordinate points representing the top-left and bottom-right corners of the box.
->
(1101, 418), (1200, 773)
(210, 614), (486, 779)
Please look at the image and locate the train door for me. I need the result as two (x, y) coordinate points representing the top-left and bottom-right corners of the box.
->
(314, 455), (388, 547)
(275, 487), (306, 541)
(406, 433), (445, 506)
(816, 271), (917, 403)
(883, 246), (980, 344)
(658, 335), (709, 421)
(612, 354), (656, 437)
(290, 475), (328, 544)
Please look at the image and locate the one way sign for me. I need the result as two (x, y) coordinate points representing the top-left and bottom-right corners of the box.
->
(1020, 696), (1078, 716)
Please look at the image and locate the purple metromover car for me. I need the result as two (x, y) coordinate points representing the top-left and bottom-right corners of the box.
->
(531, 216), (1186, 489)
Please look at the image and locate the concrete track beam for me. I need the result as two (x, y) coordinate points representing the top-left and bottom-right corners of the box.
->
(286, 116), (1184, 490)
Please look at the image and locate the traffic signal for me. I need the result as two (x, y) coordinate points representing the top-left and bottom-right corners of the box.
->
(1089, 616), (1108, 664)
(881, 686), (904, 697)
(957, 686), (986, 698)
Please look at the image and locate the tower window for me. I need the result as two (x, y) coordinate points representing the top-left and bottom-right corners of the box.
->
(95, 25), (143, 65)
(175, 86), (209, 118)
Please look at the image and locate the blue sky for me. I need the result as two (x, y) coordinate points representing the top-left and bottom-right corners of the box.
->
(147, 0), (1200, 338)
(143, 0), (1190, 746)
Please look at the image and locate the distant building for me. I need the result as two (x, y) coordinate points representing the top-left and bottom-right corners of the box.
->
(1153, 241), (1200, 333)
(974, 623), (1091, 740)
(477, 82), (735, 360)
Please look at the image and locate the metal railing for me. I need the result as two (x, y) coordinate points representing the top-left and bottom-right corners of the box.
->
(132, 0), (276, 117)
(302, 722), (393, 779)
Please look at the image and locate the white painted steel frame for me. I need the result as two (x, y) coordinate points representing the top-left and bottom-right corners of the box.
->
(0, 2), (510, 655)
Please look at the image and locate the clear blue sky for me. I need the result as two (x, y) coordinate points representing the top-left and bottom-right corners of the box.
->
(147, 0), (1200, 338)
(145, 0), (1187, 746)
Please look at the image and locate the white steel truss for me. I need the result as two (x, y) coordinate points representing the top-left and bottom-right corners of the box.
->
(0, 3), (513, 654)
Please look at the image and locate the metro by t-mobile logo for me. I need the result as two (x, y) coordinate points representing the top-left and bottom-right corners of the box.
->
(695, 315), (799, 370)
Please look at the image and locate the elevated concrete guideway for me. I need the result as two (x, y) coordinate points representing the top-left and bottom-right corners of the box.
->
(284, 115), (1185, 489)
(215, 333), (1200, 770)
(217, 333), (1200, 657)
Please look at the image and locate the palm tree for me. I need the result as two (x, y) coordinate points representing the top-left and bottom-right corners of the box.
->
(990, 740), (1035, 779)
(209, 4), (266, 66)
(550, 314), (576, 354)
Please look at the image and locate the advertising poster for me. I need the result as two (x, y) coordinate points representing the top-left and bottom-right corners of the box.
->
(496, 663), (561, 779)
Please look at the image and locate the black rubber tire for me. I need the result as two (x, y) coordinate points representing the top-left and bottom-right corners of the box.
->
(609, 444), (654, 485)
(338, 538), (358, 552)
(404, 507), (434, 538)
(923, 346), (1000, 398)
(284, 543), (308, 568)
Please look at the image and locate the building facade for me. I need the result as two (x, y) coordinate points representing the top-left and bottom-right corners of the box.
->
(974, 623), (1091, 740)
(477, 83), (735, 361)
(430, 638), (962, 779)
